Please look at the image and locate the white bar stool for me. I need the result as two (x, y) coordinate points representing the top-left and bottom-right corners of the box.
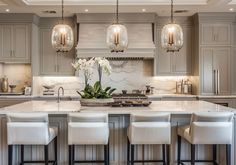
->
(177, 112), (234, 165)
(68, 113), (109, 165)
(127, 112), (171, 165)
(7, 113), (58, 165)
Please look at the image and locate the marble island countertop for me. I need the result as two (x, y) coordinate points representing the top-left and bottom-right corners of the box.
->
(2, 94), (236, 100)
(0, 100), (235, 115)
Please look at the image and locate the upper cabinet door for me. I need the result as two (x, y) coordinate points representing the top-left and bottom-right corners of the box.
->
(13, 25), (30, 62)
(174, 27), (192, 74)
(40, 28), (57, 75)
(201, 23), (231, 45)
(1, 25), (13, 61)
(156, 27), (192, 76)
(57, 51), (75, 76)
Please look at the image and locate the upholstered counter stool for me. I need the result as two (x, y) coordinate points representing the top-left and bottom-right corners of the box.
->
(7, 113), (58, 165)
(177, 112), (234, 165)
(127, 112), (171, 165)
(68, 113), (109, 165)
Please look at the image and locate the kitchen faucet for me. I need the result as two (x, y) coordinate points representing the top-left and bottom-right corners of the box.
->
(57, 87), (64, 103)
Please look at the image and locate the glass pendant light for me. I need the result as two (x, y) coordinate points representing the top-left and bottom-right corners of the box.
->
(51, 0), (74, 53)
(106, 0), (128, 53)
(161, 0), (183, 52)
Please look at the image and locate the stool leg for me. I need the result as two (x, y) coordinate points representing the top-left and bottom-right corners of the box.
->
(21, 145), (24, 165)
(104, 144), (108, 165)
(54, 137), (58, 164)
(127, 138), (130, 165)
(191, 144), (195, 165)
(8, 145), (13, 165)
(166, 144), (170, 165)
(226, 144), (231, 165)
(162, 144), (166, 165)
(108, 142), (110, 165)
(69, 145), (72, 165)
(72, 145), (75, 165)
(177, 135), (181, 165)
(44, 145), (48, 165)
(131, 145), (134, 165)
(213, 144), (217, 165)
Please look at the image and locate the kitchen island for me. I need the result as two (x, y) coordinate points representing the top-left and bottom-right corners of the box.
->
(0, 100), (235, 165)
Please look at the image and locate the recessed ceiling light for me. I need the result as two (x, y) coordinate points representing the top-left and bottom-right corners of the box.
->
(142, 9), (146, 12)
(5, 9), (10, 12)
(85, 9), (89, 12)
(229, 8), (234, 11)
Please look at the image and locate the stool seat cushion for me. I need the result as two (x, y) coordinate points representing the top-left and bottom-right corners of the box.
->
(68, 122), (109, 145)
(128, 122), (171, 145)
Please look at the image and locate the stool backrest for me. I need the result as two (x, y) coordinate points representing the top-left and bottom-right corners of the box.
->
(68, 113), (109, 145)
(7, 113), (49, 145)
(190, 112), (234, 144)
(130, 112), (170, 122)
(68, 113), (108, 123)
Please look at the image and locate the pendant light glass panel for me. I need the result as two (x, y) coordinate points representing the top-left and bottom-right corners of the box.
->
(161, 23), (183, 52)
(161, 0), (183, 52)
(51, 0), (74, 53)
(52, 24), (74, 52)
(106, 24), (128, 52)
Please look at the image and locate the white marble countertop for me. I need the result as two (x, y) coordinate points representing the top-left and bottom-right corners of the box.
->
(0, 100), (235, 115)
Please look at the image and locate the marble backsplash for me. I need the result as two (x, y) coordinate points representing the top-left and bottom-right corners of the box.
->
(33, 60), (191, 96)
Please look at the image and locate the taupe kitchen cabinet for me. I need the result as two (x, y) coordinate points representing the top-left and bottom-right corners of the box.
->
(199, 98), (235, 108)
(39, 28), (74, 76)
(200, 47), (231, 95)
(0, 98), (30, 108)
(156, 26), (192, 76)
(0, 24), (30, 63)
(200, 23), (231, 45)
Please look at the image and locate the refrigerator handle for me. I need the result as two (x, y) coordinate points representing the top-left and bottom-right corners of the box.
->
(214, 69), (217, 94)
(217, 69), (220, 94)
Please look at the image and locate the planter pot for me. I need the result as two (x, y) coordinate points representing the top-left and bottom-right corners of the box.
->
(80, 98), (114, 107)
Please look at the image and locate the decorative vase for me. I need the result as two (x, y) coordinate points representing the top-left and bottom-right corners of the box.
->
(80, 98), (114, 107)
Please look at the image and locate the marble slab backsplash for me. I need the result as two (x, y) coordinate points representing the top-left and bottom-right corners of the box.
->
(33, 60), (191, 96)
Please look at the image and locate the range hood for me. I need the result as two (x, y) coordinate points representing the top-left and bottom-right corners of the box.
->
(76, 20), (156, 59)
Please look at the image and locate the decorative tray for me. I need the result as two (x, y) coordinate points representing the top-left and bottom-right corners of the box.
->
(111, 100), (152, 107)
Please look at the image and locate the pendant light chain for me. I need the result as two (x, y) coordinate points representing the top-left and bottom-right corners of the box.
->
(116, 0), (119, 23)
(62, 0), (64, 22)
(171, 0), (173, 23)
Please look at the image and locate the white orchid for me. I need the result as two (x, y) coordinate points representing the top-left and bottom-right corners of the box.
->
(94, 57), (112, 75)
(72, 57), (112, 86)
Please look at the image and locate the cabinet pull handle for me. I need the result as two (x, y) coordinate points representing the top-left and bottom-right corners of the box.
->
(57, 65), (59, 72)
(217, 69), (220, 94)
(214, 70), (217, 94)
(54, 65), (57, 72)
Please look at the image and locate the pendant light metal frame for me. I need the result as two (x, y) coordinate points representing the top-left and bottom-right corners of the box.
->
(161, 0), (184, 53)
(51, 0), (74, 53)
(106, 0), (128, 53)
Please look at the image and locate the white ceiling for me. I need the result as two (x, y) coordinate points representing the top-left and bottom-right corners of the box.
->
(0, 0), (235, 17)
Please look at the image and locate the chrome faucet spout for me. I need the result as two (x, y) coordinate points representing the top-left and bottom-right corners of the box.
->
(57, 87), (64, 103)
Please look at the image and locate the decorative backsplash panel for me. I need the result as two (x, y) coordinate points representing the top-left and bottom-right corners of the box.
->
(33, 60), (190, 96)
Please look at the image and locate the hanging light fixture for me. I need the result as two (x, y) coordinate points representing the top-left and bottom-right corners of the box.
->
(161, 0), (183, 52)
(51, 0), (74, 53)
(106, 0), (128, 53)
